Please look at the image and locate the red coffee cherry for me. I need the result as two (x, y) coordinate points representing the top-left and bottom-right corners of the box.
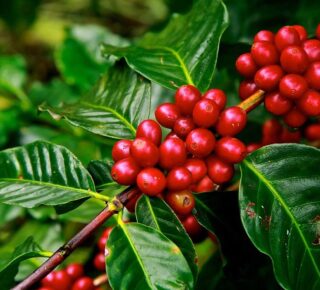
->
(246, 143), (261, 153)
(297, 90), (320, 116)
(38, 288), (55, 290)
(175, 85), (201, 115)
(182, 215), (204, 239)
(253, 30), (274, 43)
(235, 53), (258, 78)
(98, 227), (113, 252)
(112, 140), (132, 162)
(215, 137), (247, 164)
(65, 263), (84, 281)
(136, 168), (166, 196)
(111, 157), (140, 185)
(136, 119), (162, 146)
(202, 89), (227, 110)
(305, 124), (320, 141)
(264, 91), (293, 115)
(216, 106), (247, 136)
(131, 138), (159, 168)
(280, 127), (301, 143)
(173, 117), (195, 139)
(302, 39), (320, 62)
(251, 41), (279, 66)
(305, 62), (320, 90)
(125, 191), (142, 213)
(280, 45), (309, 73)
(292, 25), (308, 41)
(165, 190), (195, 215)
(238, 80), (258, 100)
(194, 175), (218, 193)
(283, 107), (307, 127)
(262, 119), (282, 145)
(279, 74), (308, 99)
(71, 277), (95, 290)
(275, 26), (301, 51)
(186, 128), (215, 157)
(254, 65), (284, 91)
(41, 272), (56, 287)
(155, 103), (181, 128)
(159, 138), (187, 170)
(192, 99), (220, 128)
(165, 131), (181, 140)
(93, 252), (105, 272)
(184, 158), (207, 184)
(167, 167), (192, 191)
(316, 24), (320, 40)
(207, 156), (234, 184)
(54, 270), (72, 290)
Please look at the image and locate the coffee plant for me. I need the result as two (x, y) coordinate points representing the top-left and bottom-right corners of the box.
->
(0, 0), (320, 289)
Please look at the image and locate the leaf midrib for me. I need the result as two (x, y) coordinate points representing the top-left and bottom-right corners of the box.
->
(119, 223), (154, 289)
(243, 159), (320, 279)
(80, 101), (136, 135)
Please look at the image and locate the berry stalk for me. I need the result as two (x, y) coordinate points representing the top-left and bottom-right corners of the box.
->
(13, 187), (140, 290)
(237, 89), (265, 112)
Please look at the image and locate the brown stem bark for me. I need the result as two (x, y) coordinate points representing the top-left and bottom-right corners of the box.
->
(13, 187), (139, 290)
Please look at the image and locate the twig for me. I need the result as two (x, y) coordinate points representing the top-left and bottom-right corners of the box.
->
(13, 187), (140, 290)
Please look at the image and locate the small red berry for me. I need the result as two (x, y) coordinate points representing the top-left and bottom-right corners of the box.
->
(280, 127), (301, 143)
(292, 25), (308, 41)
(184, 158), (207, 184)
(54, 270), (72, 290)
(131, 138), (159, 168)
(175, 85), (201, 115)
(238, 80), (258, 100)
(216, 106), (247, 136)
(41, 272), (56, 287)
(253, 30), (274, 43)
(279, 74), (308, 99)
(251, 41), (279, 66)
(111, 157), (140, 185)
(182, 215), (204, 239)
(206, 156), (234, 184)
(302, 39), (320, 62)
(38, 288), (55, 290)
(159, 138), (187, 170)
(246, 143), (261, 153)
(280, 45), (309, 73)
(173, 117), (195, 139)
(264, 91), (293, 115)
(165, 131), (181, 140)
(93, 252), (105, 272)
(136, 119), (162, 146)
(111, 140), (132, 162)
(166, 190), (195, 215)
(125, 191), (142, 213)
(186, 128), (215, 157)
(155, 103), (181, 128)
(283, 107), (307, 128)
(167, 167), (192, 191)
(136, 168), (166, 196)
(305, 62), (320, 90)
(297, 90), (320, 116)
(235, 53), (258, 78)
(65, 263), (84, 281)
(215, 137), (247, 164)
(254, 65), (284, 91)
(262, 119), (282, 145)
(202, 89), (227, 110)
(194, 175), (218, 193)
(71, 277), (95, 290)
(305, 124), (320, 141)
(192, 99), (220, 128)
(275, 26), (301, 51)
(98, 227), (113, 252)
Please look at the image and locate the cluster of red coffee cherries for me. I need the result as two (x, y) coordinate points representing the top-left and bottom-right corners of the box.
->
(236, 24), (320, 128)
(111, 84), (248, 220)
(38, 263), (99, 290)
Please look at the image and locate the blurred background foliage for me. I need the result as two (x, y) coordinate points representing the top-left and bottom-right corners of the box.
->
(0, 0), (317, 288)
